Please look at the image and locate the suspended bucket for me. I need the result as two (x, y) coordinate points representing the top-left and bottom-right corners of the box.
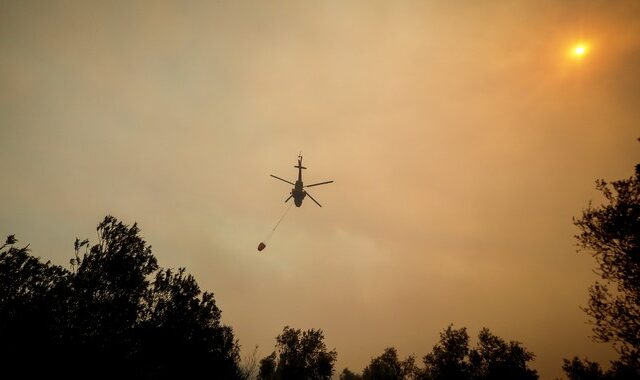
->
(257, 242), (266, 251)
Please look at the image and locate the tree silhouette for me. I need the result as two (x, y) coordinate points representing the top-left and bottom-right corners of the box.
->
(564, 162), (640, 379)
(422, 325), (472, 380)
(362, 347), (418, 380)
(259, 351), (279, 380)
(422, 325), (537, 380)
(258, 326), (337, 380)
(66, 216), (160, 373)
(562, 357), (608, 380)
(0, 235), (70, 371)
(467, 328), (537, 380)
(573, 164), (640, 367)
(340, 368), (363, 380)
(341, 326), (537, 380)
(0, 216), (242, 379)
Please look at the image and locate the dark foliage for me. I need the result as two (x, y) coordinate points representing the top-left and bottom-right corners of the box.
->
(341, 368), (363, 380)
(0, 235), (70, 369)
(562, 357), (609, 380)
(573, 163), (640, 371)
(467, 328), (538, 380)
(422, 326), (537, 380)
(422, 326), (472, 380)
(0, 216), (242, 379)
(344, 326), (537, 380)
(362, 347), (417, 380)
(562, 356), (640, 380)
(259, 326), (337, 380)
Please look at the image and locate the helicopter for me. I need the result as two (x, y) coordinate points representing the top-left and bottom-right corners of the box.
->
(270, 155), (333, 207)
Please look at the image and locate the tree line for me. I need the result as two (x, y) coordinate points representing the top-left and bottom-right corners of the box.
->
(1, 161), (639, 379)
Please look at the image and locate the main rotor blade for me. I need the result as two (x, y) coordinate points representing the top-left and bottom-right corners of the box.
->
(284, 194), (293, 203)
(304, 191), (322, 207)
(305, 180), (334, 188)
(270, 174), (295, 186)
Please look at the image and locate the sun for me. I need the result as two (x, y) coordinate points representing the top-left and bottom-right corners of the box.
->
(570, 42), (589, 59)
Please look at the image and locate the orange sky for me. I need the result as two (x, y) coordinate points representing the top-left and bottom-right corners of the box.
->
(1, 1), (640, 378)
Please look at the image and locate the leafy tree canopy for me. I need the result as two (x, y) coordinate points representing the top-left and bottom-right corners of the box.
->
(259, 326), (337, 380)
(565, 162), (640, 379)
(0, 216), (242, 379)
(343, 326), (537, 380)
(362, 347), (417, 380)
(574, 164), (640, 367)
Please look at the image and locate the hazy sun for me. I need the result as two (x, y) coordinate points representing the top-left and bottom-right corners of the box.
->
(570, 42), (589, 59)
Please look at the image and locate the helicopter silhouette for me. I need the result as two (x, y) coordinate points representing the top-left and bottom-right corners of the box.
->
(270, 155), (333, 207)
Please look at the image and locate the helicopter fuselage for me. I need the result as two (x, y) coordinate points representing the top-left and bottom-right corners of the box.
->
(292, 180), (305, 207)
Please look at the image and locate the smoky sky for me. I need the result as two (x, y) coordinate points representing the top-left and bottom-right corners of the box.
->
(2, 1), (640, 379)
